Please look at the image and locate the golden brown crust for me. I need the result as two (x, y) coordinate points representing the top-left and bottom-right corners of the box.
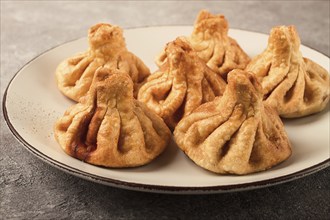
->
(246, 25), (329, 118)
(173, 69), (292, 174)
(54, 69), (171, 167)
(138, 37), (227, 130)
(156, 10), (250, 81)
(55, 23), (150, 102)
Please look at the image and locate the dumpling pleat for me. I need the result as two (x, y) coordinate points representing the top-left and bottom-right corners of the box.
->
(246, 25), (329, 117)
(201, 78), (215, 102)
(134, 105), (165, 154)
(204, 68), (226, 96)
(138, 37), (227, 129)
(182, 104), (236, 149)
(55, 72), (171, 167)
(184, 65), (203, 115)
(201, 106), (247, 165)
(90, 108), (121, 165)
(174, 69), (292, 174)
(219, 117), (259, 174)
(55, 23), (150, 102)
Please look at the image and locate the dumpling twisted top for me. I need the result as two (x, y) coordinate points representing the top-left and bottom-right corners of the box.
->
(246, 25), (329, 118)
(138, 37), (227, 129)
(156, 10), (250, 81)
(55, 23), (150, 101)
(54, 68), (171, 167)
(174, 69), (292, 174)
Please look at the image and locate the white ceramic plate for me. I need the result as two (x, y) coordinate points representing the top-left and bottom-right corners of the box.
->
(3, 26), (330, 194)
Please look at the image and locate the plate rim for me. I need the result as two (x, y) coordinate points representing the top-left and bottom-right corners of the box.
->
(2, 25), (330, 194)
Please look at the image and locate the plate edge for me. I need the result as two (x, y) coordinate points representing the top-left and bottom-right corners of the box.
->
(2, 26), (330, 194)
(3, 86), (330, 194)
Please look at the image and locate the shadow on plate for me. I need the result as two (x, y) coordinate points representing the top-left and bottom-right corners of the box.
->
(282, 103), (329, 126)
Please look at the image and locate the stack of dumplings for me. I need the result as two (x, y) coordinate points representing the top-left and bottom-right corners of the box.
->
(54, 10), (329, 174)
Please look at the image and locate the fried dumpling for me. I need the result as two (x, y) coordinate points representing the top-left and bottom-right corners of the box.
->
(246, 25), (329, 118)
(174, 69), (292, 175)
(157, 10), (250, 81)
(55, 23), (150, 101)
(54, 68), (171, 167)
(138, 37), (227, 129)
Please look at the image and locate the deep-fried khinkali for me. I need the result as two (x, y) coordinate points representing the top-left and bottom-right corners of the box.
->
(246, 25), (329, 118)
(157, 10), (250, 81)
(56, 23), (150, 101)
(138, 37), (227, 129)
(174, 69), (292, 175)
(54, 68), (171, 167)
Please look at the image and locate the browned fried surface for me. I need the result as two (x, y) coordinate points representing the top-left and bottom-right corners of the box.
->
(246, 25), (329, 118)
(55, 23), (150, 102)
(156, 10), (250, 81)
(174, 69), (292, 174)
(138, 37), (227, 129)
(54, 69), (171, 167)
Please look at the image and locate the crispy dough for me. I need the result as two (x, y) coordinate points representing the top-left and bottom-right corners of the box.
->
(156, 10), (250, 81)
(55, 23), (150, 101)
(54, 68), (171, 167)
(138, 37), (227, 129)
(174, 69), (292, 175)
(246, 25), (329, 118)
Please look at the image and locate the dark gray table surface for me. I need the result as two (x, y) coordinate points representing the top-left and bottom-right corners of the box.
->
(1, 1), (329, 219)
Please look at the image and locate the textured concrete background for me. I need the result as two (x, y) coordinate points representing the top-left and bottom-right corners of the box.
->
(1, 1), (329, 219)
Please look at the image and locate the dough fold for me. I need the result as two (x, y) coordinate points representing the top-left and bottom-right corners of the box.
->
(156, 10), (250, 81)
(55, 68), (171, 167)
(174, 69), (292, 174)
(138, 37), (227, 129)
(56, 23), (150, 101)
(246, 25), (329, 118)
